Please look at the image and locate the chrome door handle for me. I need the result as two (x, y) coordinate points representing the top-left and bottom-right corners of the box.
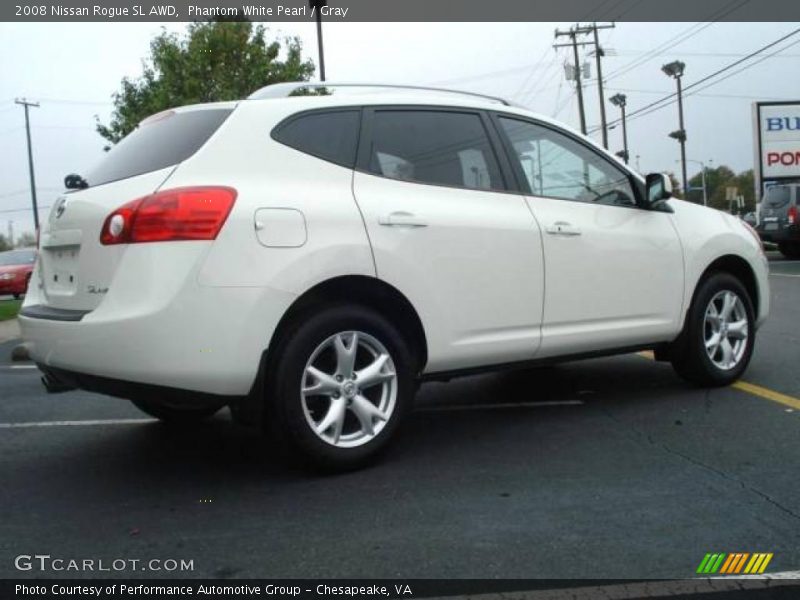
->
(545, 221), (581, 236)
(378, 212), (428, 227)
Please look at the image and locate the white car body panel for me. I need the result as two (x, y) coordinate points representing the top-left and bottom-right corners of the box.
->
(528, 196), (685, 357)
(352, 170), (545, 372)
(19, 92), (770, 399)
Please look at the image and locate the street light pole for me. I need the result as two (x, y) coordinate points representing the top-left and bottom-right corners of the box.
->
(662, 60), (688, 199)
(682, 159), (708, 206)
(676, 75), (688, 199)
(15, 98), (40, 232)
(609, 93), (629, 164)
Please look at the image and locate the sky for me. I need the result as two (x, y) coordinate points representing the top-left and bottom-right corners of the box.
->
(1, 21), (799, 238)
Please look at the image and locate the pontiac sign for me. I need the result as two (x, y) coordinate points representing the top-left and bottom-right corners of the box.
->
(753, 101), (800, 195)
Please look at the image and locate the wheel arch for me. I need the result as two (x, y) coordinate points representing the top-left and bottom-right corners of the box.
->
(266, 275), (429, 375)
(688, 254), (759, 325)
(657, 253), (760, 364)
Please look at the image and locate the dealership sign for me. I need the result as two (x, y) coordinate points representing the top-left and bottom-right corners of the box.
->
(753, 101), (800, 194)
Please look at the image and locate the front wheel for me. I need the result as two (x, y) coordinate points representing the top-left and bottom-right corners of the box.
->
(670, 272), (755, 387)
(266, 305), (416, 470)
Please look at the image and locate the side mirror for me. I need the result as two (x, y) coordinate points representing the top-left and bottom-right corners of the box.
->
(645, 173), (673, 207)
(64, 173), (88, 190)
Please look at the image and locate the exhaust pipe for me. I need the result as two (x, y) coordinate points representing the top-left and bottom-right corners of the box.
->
(40, 369), (77, 394)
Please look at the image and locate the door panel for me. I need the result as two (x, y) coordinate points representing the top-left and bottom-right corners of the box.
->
(494, 115), (684, 356)
(529, 197), (684, 356)
(353, 171), (544, 372)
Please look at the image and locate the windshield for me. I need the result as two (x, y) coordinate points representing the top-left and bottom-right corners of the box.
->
(85, 108), (233, 188)
(0, 249), (36, 266)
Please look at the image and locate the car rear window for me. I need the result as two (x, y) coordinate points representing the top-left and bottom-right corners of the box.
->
(764, 185), (791, 208)
(272, 110), (360, 168)
(86, 108), (233, 187)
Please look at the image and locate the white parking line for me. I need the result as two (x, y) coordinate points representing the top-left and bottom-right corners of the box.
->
(418, 400), (583, 412)
(770, 273), (800, 278)
(712, 570), (800, 579)
(0, 418), (157, 429)
(1, 364), (37, 369)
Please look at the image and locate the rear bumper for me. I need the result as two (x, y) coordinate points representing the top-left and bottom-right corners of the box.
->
(757, 224), (799, 243)
(38, 363), (239, 408)
(19, 243), (296, 397)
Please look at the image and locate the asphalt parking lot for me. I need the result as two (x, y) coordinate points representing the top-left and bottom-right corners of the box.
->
(0, 254), (798, 581)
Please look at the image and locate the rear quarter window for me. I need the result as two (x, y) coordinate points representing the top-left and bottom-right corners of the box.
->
(271, 110), (360, 168)
(86, 108), (233, 187)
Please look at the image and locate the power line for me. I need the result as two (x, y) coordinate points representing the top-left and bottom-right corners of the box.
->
(612, 0), (646, 20)
(605, 0), (752, 82)
(628, 35), (800, 124)
(613, 50), (800, 58)
(512, 36), (560, 102)
(593, 27), (800, 132)
(605, 87), (791, 101)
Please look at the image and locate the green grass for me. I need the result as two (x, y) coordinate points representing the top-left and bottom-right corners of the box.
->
(0, 299), (22, 322)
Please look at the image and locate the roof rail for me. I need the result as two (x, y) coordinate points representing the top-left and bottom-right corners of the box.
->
(247, 82), (518, 107)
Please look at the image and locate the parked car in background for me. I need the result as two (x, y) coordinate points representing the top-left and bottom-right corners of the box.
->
(19, 83), (769, 469)
(757, 183), (800, 258)
(0, 248), (36, 299)
(742, 212), (757, 228)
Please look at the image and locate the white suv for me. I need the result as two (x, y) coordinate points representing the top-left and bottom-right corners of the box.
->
(20, 83), (769, 469)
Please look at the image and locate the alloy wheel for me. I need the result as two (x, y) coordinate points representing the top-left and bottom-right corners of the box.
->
(301, 331), (398, 448)
(703, 290), (749, 371)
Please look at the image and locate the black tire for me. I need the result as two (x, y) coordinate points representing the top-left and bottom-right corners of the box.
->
(13, 293), (20, 300)
(778, 242), (800, 259)
(670, 272), (755, 387)
(265, 305), (416, 471)
(131, 399), (221, 424)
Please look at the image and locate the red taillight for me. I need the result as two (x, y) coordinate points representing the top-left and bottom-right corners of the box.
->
(789, 205), (797, 225)
(100, 187), (237, 245)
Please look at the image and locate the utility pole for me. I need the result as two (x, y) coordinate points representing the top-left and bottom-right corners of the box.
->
(15, 98), (40, 232)
(555, 23), (614, 141)
(554, 27), (588, 135)
(7, 221), (13, 247)
(569, 22), (615, 148)
(309, 0), (327, 81)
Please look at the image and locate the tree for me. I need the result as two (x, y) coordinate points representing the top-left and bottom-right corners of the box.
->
(687, 166), (755, 212)
(0, 234), (10, 252)
(666, 171), (683, 199)
(15, 232), (37, 248)
(96, 20), (315, 146)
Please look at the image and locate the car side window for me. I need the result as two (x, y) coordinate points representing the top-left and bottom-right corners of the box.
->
(272, 110), (360, 168)
(367, 110), (505, 191)
(499, 117), (637, 207)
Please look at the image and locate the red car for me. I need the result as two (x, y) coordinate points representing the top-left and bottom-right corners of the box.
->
(0, 248), (36, 299)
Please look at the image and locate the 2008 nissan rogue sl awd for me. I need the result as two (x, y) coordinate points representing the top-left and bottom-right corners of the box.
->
(20, 83), (769, 469)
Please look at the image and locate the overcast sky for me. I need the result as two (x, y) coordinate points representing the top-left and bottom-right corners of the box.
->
(1, 21), (799, 237)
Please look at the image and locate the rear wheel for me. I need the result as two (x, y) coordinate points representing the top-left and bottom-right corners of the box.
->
(131, 399), (221, 424)
(670, 272), (755, 387)
(266, 305), (416, 470)
(778, 241), (800, 259)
